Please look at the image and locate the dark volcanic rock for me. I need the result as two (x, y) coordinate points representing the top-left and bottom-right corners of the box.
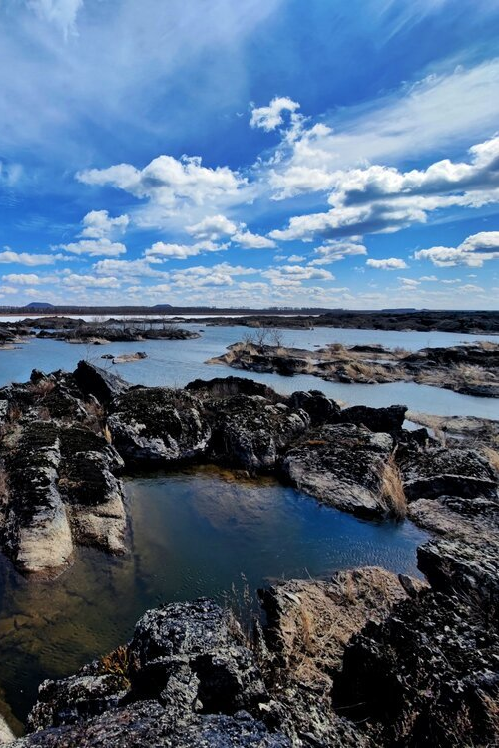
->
(208, 395), (309, 471)
(281, 423), (394, 517)
(20, 599), (289, 748)
(288, 390), (340, 426)
(74, 360), (129, 404)
(397, 444), (497, 500)
(334, 589), (499, 748)
(339, 404), (407, 434)
(108, 387), (211, 464)
(186, 375), (283, 402)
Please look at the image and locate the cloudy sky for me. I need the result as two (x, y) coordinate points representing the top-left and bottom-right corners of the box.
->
(1, 0), (499, 309)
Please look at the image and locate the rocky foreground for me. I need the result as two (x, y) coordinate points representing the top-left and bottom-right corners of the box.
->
(209, 339), (499, 398)
(0, 363), (498, 745)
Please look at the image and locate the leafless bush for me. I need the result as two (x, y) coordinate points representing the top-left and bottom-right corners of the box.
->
(379, 454), (407, 520)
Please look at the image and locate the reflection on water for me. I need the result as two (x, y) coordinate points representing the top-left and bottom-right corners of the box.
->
(0, 465), (428, 726)
(1, 327), (498, 418)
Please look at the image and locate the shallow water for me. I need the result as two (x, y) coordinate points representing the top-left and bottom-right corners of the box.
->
(0, 465), (428, 726)
(1, 327), (498, 418)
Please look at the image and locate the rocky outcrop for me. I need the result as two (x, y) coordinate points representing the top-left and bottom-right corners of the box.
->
(0, 369), (127, 575)
(281, 424), (394, 517)
(108, 387), (211, 465)
(338, 404), (406, 434)
(74, 360), (129, 404)
(16, 599), (289, 748)
(397, 444), (497, 500)
(334, 588), (499, 747)
(207, 395), (309, 472)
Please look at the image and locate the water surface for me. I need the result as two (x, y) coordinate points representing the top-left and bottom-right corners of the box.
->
(0, 465), (427, 725)
(1, 327), (498, 418)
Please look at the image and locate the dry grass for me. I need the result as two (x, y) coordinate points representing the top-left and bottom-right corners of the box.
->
(379, 455), (407, 520)
(102, 424), (112, 444)
(0, 465), (8, 505)
(482, 445), (499, 474)
(7, 403), (22, 423)
(342, 361), (395, 381)
(29, 379), (56, 398)
(98, 645), (131, 688)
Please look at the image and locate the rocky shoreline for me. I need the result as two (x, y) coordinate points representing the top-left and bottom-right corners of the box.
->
(209, 339), (499, 398)
(0, 363), (497, 745)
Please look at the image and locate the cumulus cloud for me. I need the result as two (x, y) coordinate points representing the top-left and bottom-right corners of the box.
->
(92, 258), (168, 279)
(2, 272), (43, 285)
(250, 96), (300, 132)
(144, 240), (226, 260)
(77, 156), (247, 221)
(187, 214), (275, 249)
(0, 250), (71, 265)
(269, 134), (499, 242)
(57, 238), (127, 257)
(62, 273), (121, 288)
(366, 258), (408, 270)
(262, 264), (334, 286)
(415, 231), (499, 267)
(80, 210), (130, 239)
(309, 240), (367, 265)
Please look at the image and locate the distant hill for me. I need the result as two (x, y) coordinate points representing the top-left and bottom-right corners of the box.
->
(152, 304), (173, 309)
(23, 302), (55, 309)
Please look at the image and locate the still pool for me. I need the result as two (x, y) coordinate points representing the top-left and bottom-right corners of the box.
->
(0, 465), (428, 727)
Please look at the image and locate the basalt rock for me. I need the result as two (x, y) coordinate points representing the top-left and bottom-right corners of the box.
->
(334, 588), (499, 748)
(207, 394), (309, 472)
(20, 599), (289, 748)
(186, 375), (283, 403)
(281, 424), (394, 517)
(74, 360), (129, 404)
(338, 404), (407, 434)
(397, 444), (498, 500)
(288, 390), (341, 426)
(108, 387), (211, 465)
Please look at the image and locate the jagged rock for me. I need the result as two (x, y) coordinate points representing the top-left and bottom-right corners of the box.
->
(74, 361), (129, 404)
(281, 424), (393, 517)
(108, 387), (211, 464)
(338, 404), (407, 434)
(19, 600), (289, 748)
(259, 569), (420, 748)
(288, 390), (340, 426)
(208, 395), (309, 471)
(334, 589), (499, 747)
(397, 445), (498, 500)
(186, 376), (283, 402)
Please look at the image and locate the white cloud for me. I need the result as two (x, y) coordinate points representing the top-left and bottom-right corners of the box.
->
(250, 96), (300, 132)
(62, 273), (121, 289)
(366, 258), (408, 270)
(0, 250), (71, 265)
(262, 264), (334, 285)
(2, 273), (43, 285)
(93, 258), (168, 279)
(57, 238), (127, 257)
(144, 240), (226, 260)
(268, 59), (499, 198)
(80, 209), (130, 239)
(187, 214), (275, 249)
(398, 277), (420, 286)
(310, 240), (367, 265)
(29, 0), (83, 37)
(77, 156), (247, 223)
(415, 231), (499, 267)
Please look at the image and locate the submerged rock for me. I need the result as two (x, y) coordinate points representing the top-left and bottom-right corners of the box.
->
(281, 423), (394, 517)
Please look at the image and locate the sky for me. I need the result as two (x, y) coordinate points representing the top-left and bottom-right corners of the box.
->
(1, 0), (499, 309)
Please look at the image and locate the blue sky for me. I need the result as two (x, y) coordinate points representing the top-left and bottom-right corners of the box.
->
(1, 0), (499, 309)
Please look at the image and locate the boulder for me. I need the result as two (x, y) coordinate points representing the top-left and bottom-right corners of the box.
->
(108, 387), (211, 465)
(334, 589), (499, 748)
(338, 404), (407, 434)
(74, 361), (129, 404)
(281, 424), (394, 517)
(288, 390), (340, 426)
(397, 445), (498, 500)
(208, 395), (309, 471)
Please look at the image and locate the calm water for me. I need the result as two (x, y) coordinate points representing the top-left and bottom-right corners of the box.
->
(0, 466), (428, 727)
(1, 326), (498, 418)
